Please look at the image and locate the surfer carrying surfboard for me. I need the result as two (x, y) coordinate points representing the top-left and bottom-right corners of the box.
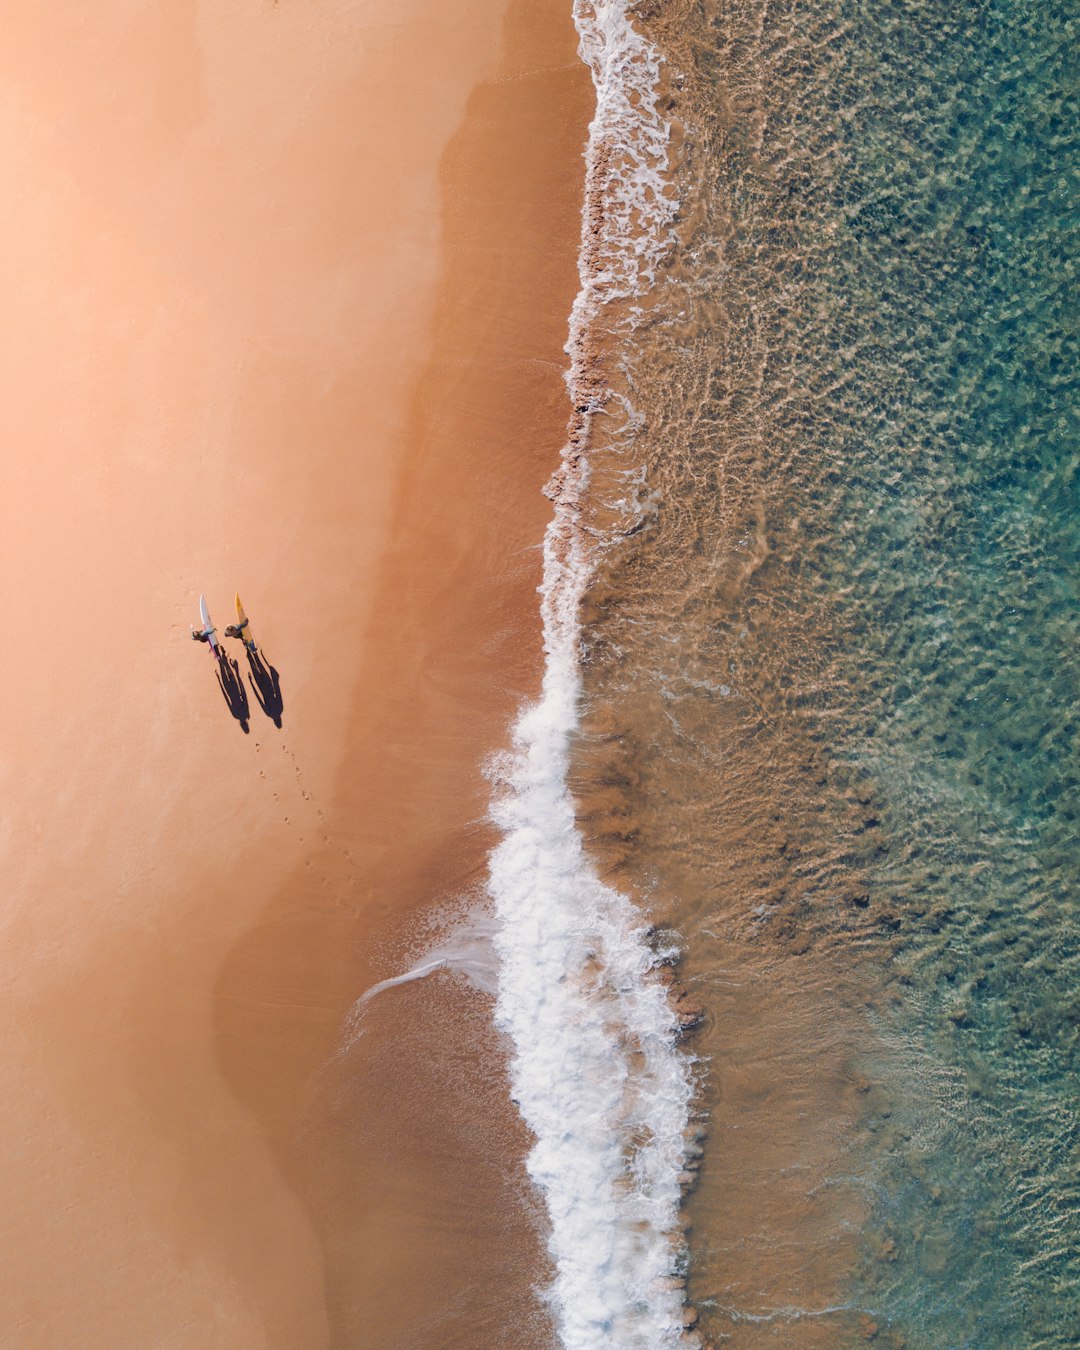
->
(192, 595), (224, 658)
(225, 593), (258, 653)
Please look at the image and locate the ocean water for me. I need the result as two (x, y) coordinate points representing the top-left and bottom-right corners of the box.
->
(512, 0), (1078, 1347)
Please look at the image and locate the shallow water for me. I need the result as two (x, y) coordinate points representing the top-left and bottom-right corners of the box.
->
(566, 0), (1079, 1345)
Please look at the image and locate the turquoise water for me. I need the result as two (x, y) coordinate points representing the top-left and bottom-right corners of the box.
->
(822, 2), (1079, 1343)
(571, 0), (1078, 1344)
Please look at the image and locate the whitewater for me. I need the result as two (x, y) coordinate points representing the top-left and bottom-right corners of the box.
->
(485, 3), (695, 1346)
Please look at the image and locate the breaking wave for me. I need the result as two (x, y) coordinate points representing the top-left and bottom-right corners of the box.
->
(485, 4), (694, 1346)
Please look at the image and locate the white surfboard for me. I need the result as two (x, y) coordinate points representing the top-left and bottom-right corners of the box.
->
(198, 594), (220, 654)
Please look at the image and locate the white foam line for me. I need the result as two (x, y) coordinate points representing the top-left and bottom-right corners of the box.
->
(711, 1302), (857, 1325)
(486, 4), (692, 1347)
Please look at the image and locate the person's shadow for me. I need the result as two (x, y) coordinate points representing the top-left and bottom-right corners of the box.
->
(215, 654), (251, 733)
(246, 649), (284, 728)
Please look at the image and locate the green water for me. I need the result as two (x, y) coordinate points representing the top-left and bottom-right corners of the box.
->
(576, 0), (1078, 1343)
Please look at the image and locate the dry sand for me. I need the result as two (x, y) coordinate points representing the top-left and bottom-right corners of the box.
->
(0, 1), (590, 1345)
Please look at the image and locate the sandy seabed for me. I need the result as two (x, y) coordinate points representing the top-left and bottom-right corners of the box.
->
(0, 2), (590, 1345)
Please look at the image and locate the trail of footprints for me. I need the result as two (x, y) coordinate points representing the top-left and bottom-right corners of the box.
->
(253, 740), (341, 878)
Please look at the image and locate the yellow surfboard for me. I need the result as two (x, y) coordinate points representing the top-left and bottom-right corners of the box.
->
(234, 591), (258, 653)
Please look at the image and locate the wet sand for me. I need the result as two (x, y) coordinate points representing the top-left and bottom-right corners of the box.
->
(0, 1), (590, 1345)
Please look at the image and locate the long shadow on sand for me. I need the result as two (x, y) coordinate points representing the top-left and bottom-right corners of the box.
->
(215, 654), (251, 734)
(246, 650), (284, 728)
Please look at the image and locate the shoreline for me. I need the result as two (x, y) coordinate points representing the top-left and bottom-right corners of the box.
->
(485, 4), (704, 1344)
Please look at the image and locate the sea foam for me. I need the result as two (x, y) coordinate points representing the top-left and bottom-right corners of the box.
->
(486, 4), (692, 1346)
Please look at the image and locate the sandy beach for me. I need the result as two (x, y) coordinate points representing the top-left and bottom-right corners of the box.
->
(0, 1), (590, 1345)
